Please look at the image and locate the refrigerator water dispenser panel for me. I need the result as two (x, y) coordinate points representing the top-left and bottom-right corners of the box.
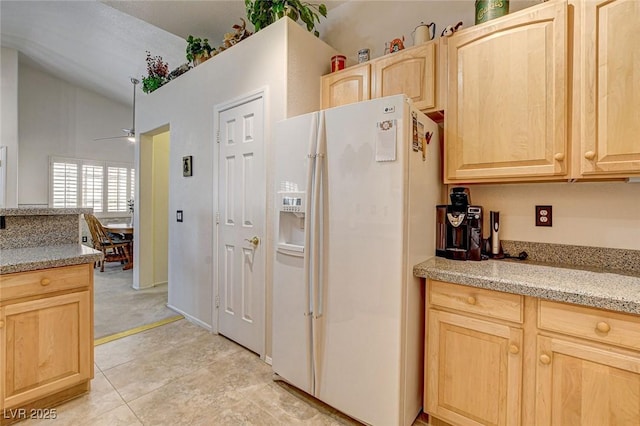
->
(277, 191), (306, 256)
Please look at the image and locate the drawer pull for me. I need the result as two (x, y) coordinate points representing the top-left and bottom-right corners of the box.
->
(540, 354), (551, 365)
(596, 321), (611, 333)
(584, 151), (596, 160)
(40, 278), (51, 286)
(554, 152), (565, 161)
(467, 296), (477, 305)
(509, 344), (520, 355)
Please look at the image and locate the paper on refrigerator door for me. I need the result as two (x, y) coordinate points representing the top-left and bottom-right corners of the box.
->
(375, 120), (397, 162)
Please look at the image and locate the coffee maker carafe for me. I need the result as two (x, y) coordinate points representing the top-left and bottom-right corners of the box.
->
(435, 187), (483, 261)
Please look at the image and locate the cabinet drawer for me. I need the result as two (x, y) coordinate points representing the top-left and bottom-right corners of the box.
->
(428, 280), (523, 323)
(0, 264), (91, 302)
(538, 300), (640, 352)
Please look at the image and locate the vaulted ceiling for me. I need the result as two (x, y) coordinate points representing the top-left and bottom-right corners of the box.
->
(1, 1), (340, 107)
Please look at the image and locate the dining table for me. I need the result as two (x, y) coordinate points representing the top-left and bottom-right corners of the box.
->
(104, 223), (134, 270)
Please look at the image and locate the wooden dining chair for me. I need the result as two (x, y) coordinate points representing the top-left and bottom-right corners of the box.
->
(84, 214), (132, 272)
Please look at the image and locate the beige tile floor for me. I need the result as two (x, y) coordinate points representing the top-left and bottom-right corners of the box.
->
(93, 263), (177, 339)
(19, 319), (430, 426)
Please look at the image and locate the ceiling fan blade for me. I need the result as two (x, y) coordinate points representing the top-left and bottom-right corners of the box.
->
(93, 135), (128, 141)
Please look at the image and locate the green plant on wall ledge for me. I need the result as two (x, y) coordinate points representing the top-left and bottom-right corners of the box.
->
(186, 35), (215, 66)
(245, 0), (327, 37)
(142, 51), (170, 93)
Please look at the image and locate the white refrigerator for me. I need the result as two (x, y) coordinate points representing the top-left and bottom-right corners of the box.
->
(272, 95), (440, 426)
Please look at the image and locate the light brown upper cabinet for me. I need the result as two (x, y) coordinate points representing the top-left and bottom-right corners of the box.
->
(321, 63), (371, 110)
(321, 39), (447, 116)
(372, 42), (437, 111)
(573, 0), (640, 178)
(445, 0), (568, 183)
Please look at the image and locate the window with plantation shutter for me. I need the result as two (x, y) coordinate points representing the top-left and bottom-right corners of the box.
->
(82, 164), (103, 212)
(52, 161), (78, 208)
(50, 156), (134, 216)
(130, 168), (135, 201)
(107, 166), (129, 213)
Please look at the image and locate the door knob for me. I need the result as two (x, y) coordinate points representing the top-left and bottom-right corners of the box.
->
(245, 236), (260, 247)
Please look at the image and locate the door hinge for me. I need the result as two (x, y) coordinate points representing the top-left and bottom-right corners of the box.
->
(215, 211), (220, 225)
(216, 130), (220, 144)
(215, 295), (220, 308)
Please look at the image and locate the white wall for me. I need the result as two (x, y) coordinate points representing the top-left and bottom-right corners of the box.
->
(136, 18), (336, 330)
(1, 48), (19, 207)
(17, 63), (134, 205)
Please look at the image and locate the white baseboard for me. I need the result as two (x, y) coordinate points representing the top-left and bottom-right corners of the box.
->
(264, 355), (273, 365)
(166, 304), (212, 332)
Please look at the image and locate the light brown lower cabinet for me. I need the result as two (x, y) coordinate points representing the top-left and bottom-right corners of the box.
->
(425, 279), (640, 426)
(426, 310), (523, 426)
(0, 264), (94, 424)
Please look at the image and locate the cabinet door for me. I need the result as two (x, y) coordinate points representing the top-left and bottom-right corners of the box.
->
(446, 0), (568, 182)
(578, 0), (640, 177)
(535, 335), (640, 425)
(321, 63), (370, 109)
(372, 42), (437, 111)
(426, 310), (523, 426)
(1, 291), (92, 409)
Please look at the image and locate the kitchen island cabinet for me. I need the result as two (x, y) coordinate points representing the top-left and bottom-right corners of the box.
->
(0, 208), (100, 425)
(0, 263), (94, 424)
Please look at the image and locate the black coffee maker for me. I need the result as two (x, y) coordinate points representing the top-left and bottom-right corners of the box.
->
(436, 187), (483, 261)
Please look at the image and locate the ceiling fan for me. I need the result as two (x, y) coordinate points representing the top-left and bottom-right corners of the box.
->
(94, 77), (139, 142)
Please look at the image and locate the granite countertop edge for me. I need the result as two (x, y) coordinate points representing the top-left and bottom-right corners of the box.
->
(0, 208), (93, 216)
(0, 244), (103, 274)
(414, 257), (640, 315)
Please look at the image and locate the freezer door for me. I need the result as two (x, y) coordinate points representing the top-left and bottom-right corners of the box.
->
(314, 96), (408, 425)
(271, 112), (318, 394)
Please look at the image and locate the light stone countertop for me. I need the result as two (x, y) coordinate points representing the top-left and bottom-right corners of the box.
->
(414, 257), (640, 315)
(0, 244), (103, 274)
(0, 208), (93, 216)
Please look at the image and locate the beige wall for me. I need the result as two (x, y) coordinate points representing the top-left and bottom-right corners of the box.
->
(319, 1), (639, 252)
(467, 181), (640, 250)
(152, 132), (169, 286)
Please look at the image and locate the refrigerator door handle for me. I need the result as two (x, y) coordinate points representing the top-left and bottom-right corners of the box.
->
(304, 113), (318, 318)
(312, 111), (326, 320)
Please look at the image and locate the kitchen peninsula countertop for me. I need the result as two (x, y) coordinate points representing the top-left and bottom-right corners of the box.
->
(0, 244), (102, 274)
(414, 257), (640, 315)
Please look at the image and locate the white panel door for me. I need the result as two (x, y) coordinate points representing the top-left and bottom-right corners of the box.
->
(217, 95), (265, 356)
